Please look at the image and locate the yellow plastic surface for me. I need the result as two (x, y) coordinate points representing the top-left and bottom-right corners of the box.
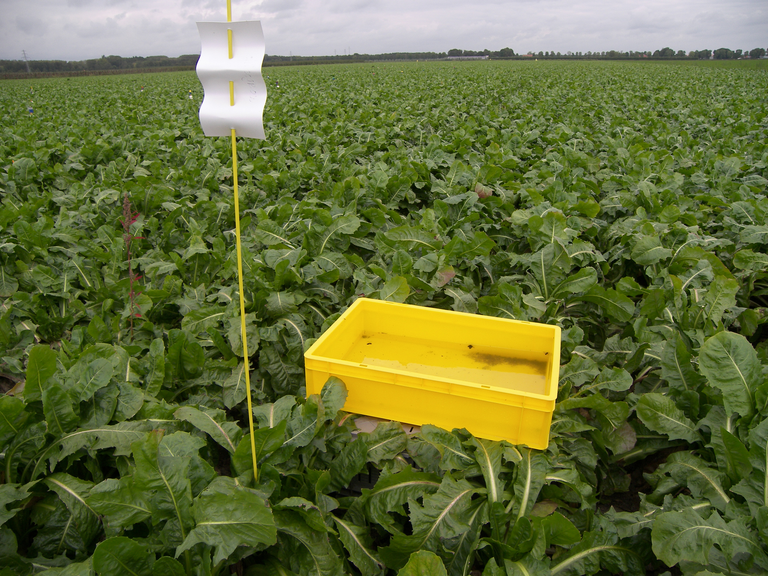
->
(304, 299), (561, 449)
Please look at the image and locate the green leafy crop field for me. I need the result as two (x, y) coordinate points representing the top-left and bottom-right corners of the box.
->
(1, 59), (767, 575)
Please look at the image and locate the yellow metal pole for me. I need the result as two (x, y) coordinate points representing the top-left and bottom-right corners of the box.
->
(227, 0), (259, 483)
(231, 129), (258, 482)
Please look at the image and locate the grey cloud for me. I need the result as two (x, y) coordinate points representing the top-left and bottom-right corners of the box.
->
(16, 15), (47, 35)
(75, 19), (114, 39)
(181, 0), (221, 10)
(257, 0), (304, 14)
(1, 0), (767, 62)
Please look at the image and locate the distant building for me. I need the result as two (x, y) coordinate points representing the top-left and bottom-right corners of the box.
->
(445, 55), (489, 61)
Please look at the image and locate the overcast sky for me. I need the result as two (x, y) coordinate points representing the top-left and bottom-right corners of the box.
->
(1, 0), (766, 62)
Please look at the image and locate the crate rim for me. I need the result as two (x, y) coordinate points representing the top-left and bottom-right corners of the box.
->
(304, 297), (561, 402)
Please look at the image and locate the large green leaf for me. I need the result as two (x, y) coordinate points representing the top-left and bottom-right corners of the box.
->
(383, 225), (442, 251)
(93, 537), (154, 576)
(699, 331), (761, 419)
(379, 474), (477, 570)
(333, 516), (384, 576)
(379, 276), (410, 302)
(319, 376), (348, 420)
(232, 420), (288, 477)
(636, 393), (702, 443)
(576, 286), (634, 323)
(223, 362), (247, 409)
(0, 396), (28, 451)
(329, 437), (368, 491)
(652, 509), (768, 568)
(274, 509), (344, 575)
(510, 448), (550, 521)
(180, 306), (227, 335)
(166, 329), (205, 381)
(174, 405), (242, 453)
(43, 384), (79, 437)
(651, 452), (731, 511)
(86, 478), (151, 532)
(444, 501), (485, 576)
(361, 467), (441, 534)
(312, 214), (361, 255)
(24, 345), (58, 403)
(660, 336), (705, 392)
(733, 249), (768, 271)
(559, 355), (600, 387)
(0, 267), (19, 297)
(42, 559), (93, 576)
(43, 472), (100, 548)
(4, 422), (47, 484)
(549, 529), (643, 575)
(528, 242), (571, 300)
(132, 431), (194, 547)
(559, 394), (629, 429)
(443, 231), (495, 262)
(363, 420), (408, 465)
(152, 557), (185, 576)
(551, 267), (598, 298)
(176, 477), (276, 566)
(253, 395), (296, 429)
(0, 483), (32, 528)
(71, 358), (113, 403)
(420, 425), (474, 470)
(32, 421), (152, 479)
(630, 234), (672, 265)
(720, 427), (752, 481)
(144, 338), (166, 397)
(572, 366), (632, 396)
(540, 512), (581, 547)
(397, 550), (447, 576)
(468, 438), (504, 504)
(284, 398), (320, 448)
(701, 276), (739, 325)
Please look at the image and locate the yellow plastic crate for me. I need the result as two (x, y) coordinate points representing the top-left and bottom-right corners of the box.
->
(304, 298), (561, 449)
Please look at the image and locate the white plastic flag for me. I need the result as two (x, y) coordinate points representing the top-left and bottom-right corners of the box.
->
(196, 20), (267, 139)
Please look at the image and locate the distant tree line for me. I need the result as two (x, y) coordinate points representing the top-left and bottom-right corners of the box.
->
(2, 46), (765, 77)
(0, 54), (199, 74)
(264, 47), (516, 64)
(524, 47), (766, 60)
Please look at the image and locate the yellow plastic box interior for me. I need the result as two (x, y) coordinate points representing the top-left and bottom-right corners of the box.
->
(304, 298), (561, 449)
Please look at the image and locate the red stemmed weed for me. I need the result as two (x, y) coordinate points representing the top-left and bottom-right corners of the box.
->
(120, 193), (144, 340)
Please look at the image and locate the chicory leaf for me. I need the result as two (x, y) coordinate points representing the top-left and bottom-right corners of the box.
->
(86, 478), (151, 533)
(636, 393), (702, 443)
(397, 550), (447, 576)
(699, 331), (761, 419)
(379, 474), (477, 570)
(176, 478), (277, 567)
(274, 509), (344, 575)
(93, 537), (154, 576)
(43, 472), (100, 548)
(332, 516), (385, 576)
(174, 405), (242, 453)
(24, 344), (58, 403)
(361, 467), (441, 534)
(651, 509), (768, 569)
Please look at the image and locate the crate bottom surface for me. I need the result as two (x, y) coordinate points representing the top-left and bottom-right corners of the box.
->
(344, 332), (548, 395)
